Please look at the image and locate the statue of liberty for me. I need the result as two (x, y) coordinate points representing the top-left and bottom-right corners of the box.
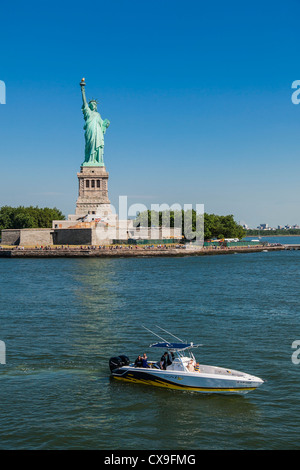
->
(80, 78), (110, 167)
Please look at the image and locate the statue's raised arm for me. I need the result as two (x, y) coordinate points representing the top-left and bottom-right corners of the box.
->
(80, 78), (88, 108)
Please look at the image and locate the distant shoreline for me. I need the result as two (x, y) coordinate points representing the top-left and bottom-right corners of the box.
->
(245, 234), (300, 238)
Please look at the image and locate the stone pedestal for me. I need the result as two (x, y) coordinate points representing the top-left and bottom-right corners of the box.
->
(75, 166), (112, 217)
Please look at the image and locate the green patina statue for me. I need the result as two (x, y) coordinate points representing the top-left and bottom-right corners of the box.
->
(80, 78), (110, 167)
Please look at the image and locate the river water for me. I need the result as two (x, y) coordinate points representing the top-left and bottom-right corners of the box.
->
(0, 237), (300, 449)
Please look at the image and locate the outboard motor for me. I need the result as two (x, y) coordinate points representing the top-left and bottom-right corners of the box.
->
(109, 355), (130, 372)
(119, 355), (130, 366)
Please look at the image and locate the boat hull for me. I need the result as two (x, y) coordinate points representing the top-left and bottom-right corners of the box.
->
(111, 366), (263, 394)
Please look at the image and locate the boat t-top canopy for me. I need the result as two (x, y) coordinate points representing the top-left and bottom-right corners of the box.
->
(150, 341), (198, 351)
(143, 325), (203, 352)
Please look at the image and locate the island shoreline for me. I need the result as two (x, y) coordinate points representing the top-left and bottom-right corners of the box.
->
(0, 245), (288, 258)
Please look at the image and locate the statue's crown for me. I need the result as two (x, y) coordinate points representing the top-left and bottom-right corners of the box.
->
(89, 98), (98, 104)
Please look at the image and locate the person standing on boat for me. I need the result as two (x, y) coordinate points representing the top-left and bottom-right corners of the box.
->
(160, 352), (168, 370)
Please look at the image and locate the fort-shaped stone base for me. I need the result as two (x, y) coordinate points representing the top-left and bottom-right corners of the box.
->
(75, 165), (111, 218)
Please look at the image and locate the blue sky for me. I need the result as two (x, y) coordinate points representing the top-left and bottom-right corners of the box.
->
(0, 0), (299, 227)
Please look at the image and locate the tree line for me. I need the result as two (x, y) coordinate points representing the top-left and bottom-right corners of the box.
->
(134, 210), (246, 241)
(0, 206), (65, 231)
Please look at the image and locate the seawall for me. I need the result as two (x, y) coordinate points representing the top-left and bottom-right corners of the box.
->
(0, 245), (285, 258)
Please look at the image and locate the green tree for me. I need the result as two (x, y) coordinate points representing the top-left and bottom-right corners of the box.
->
(134, 210), (245, 241)
(0, 206), (65, 231)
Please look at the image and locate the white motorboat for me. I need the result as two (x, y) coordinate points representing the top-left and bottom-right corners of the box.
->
(109, 327), (264, 395)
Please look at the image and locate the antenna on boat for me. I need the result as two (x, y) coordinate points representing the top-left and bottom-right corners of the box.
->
(142, 325), (168, 343)
(155, 325), (185, 343)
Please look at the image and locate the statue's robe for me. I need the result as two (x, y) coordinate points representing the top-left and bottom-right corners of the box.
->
(82, 103), (108, 165)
